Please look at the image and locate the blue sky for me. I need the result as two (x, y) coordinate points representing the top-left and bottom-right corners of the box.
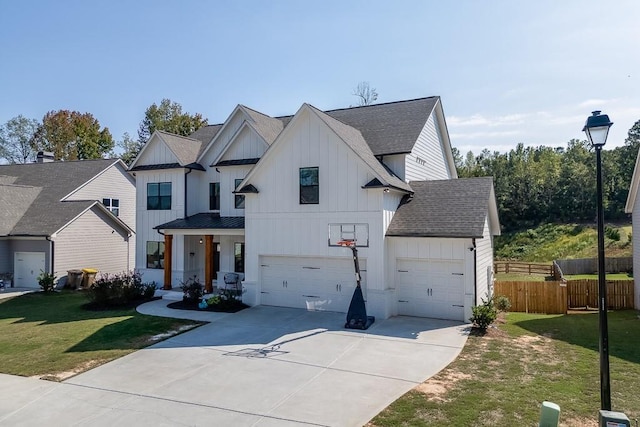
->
(1, 0), (638, 155)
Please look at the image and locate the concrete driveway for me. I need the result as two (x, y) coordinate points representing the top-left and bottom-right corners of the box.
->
(0, 303), (469, 426)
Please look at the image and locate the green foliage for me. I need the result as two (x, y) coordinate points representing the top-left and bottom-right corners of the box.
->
(180, 276), (203, 303)
(37, 271), (57, 293)
(605, 226), (621, 241)
(86, 271), (155, 307)
(116, 132), (143, 166)
(495, 223), (631, 262)
(31, 110), (114, 160)
(470, 298), (497, 331)
(137, 99), (208, 145)
(493, 295), (511, 312)
(0, 115), (39, 164)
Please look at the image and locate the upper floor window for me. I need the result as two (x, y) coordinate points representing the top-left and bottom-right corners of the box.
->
(300, 167), (319, 204)
(234, 179), (245, 209)
(147, 182), (171, 210)
(209, 182), (220, 210)
(102, 198), (119, 216)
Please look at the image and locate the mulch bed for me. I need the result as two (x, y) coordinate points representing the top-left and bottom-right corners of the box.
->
(167, 299), (249, 313)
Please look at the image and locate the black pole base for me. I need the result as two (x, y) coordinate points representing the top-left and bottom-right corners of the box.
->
(344, 286), (375, 330)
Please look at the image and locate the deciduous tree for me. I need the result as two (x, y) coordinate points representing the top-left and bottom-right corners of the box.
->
(0, 115), (39, 164)
(137, 99), (208, 145)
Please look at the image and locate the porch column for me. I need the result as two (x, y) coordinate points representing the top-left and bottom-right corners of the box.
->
(205, 235), (214, 293)
(163, 234), (173, 290)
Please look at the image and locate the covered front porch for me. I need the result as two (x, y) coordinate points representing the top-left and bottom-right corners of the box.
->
(154, 213), (245, 292)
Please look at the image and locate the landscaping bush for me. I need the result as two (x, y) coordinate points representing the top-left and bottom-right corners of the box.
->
(180, 276), (203, 304)
(470, 298), (497, 331)
(605, 226), (621, 241)
(37, 271), (57, 293)
(493, 295), (511, 312)
(85, 271), (155, 308)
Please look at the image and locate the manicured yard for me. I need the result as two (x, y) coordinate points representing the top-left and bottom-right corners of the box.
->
(370, 310), (640, 426)
(564, 273), (633, 280)
(0, 291), (202, 380)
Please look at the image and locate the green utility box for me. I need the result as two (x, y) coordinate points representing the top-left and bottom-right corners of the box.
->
(539, 401), (561, 427)
(599, 410), (630, 427)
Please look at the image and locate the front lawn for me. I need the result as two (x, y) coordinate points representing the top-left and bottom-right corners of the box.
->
(0, 291), (202, 380)
(564, 273), (633, 281)
(370, 310), (640, 426)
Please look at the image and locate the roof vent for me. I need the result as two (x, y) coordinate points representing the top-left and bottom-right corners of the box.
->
(36, 151), (55, 163)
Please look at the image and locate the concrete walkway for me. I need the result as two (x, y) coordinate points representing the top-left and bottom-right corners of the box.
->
(0, 299), (469, 426)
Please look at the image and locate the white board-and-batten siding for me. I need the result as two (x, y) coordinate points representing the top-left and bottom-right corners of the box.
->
(54, 207), (132, 278)
(136, 137), (180, 166)
(65, 163), (136, 231)
(405, 112), (452, 181)
(220, 125), (268, 162)
(474, 217), (494, 305)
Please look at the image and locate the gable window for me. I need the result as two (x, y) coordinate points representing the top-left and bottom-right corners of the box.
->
(234, 179), (245, 209)
(209, 182), (220, 210)
(102, 198), (120, 216)
(146, 241), (165, 269)
(234, 242), (245, 273)
(147, 182), (171, 210)
(300, 167), (319, 204)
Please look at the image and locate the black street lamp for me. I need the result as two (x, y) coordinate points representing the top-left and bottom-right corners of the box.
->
(583, 110), (613, 411)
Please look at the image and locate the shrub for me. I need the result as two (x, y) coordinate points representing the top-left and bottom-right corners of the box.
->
(493, 295), (511, 312)
(37, 271), (57, 293)
(470, 298), (498, 331)
(180, 276), (203, 304)
(605, 226), (620, 241)
(85, 271), (155, 307)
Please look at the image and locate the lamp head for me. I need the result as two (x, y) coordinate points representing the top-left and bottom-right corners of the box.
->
(583, 110), (613, 148)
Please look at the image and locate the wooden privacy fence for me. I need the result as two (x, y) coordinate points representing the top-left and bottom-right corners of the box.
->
(566, 279), (634, 309)
(494, 281), (567, 314)
(494, 261), (554, 276)
(554, 257), (633, 275)
(494, 279), (635, 314)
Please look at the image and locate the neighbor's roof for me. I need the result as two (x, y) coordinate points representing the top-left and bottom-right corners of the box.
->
(154, 213), (245, 230)
(0, 159), (121, 236)
(386, 177), (497, 238)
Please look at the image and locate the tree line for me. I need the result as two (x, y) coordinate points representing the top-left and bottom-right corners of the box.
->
(0, 99), (207, 165)
(454, 119), (640, 231)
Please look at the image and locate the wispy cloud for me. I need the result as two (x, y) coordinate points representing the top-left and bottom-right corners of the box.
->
(450, 130), (522, 140)
(448, 113), (527, 127)
(578, 98), (618, 108)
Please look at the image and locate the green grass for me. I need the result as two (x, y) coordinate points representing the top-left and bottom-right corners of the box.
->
(370, 310), (640, 426)
(494, 273), (547, 282)
(495, 223), (632, 262)
(0, 291), (202, 379)
(565, 273), (633, 280)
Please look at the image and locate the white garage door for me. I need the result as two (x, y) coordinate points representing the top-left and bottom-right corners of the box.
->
(396, 258), (465, 321)
(14, 252), (46, 288)
(260, 256), (366, 313)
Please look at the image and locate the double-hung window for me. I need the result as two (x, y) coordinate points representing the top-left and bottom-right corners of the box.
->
(146, 241), (165, 269)
(102, 198), (120, 216)
(209, 182), (220, 210)
(147, 182), (171, 210)
(300, 167), (319, 204)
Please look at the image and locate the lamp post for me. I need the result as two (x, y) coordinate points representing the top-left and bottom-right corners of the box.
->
(583, 110), (613, 411)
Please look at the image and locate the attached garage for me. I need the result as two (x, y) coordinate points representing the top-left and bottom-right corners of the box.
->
(396, 258), (465, 321)
(14, 252), (46, 288)
(260, 256), (366, 313)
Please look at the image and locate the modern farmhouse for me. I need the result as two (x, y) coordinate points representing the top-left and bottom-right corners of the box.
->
(130, 97), (500, 322)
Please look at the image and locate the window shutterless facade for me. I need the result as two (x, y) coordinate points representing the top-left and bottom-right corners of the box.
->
(300, 167), (319, 204)
(146, 241), (165, 269)
(234, 179), (245, 209)
(209, 182), (220, 210)
(234, 242), (245, 273)
(102, 198), (119, 216)
(147, 182), (171, 210)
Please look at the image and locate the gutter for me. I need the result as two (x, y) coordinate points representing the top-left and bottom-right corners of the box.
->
(46, 236), (55, 276)
(184, 168), (193, 218)
(472, 238), (477, 305)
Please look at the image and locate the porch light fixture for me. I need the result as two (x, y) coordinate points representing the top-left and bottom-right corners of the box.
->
(583, 110), (613, 411)
(199, 238), (203, 244)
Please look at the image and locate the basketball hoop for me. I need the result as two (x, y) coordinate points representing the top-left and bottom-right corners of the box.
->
(337, 239), (355, 247)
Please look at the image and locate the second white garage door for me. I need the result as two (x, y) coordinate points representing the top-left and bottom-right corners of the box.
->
(396, 258), (465, 321)
(260, 256), (366, 313)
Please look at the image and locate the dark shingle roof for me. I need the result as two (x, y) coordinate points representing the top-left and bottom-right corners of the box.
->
(130, 163), (181, 171)
(0, 159), (119, 236)
(190, 124), (224, 157)
(214, 158), (260, 167)
(154, 213), (245, 230)
(386, 177), (494, 238)
(156, 131), (203, 166)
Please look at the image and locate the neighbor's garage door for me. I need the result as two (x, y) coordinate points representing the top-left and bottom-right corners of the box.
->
(396, 258), (465, 321)
(14, 252), (46, 288)
(260, 256), (366, 313)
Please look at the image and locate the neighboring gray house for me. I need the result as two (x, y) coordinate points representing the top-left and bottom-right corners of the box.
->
(0, 156), (135, 288)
